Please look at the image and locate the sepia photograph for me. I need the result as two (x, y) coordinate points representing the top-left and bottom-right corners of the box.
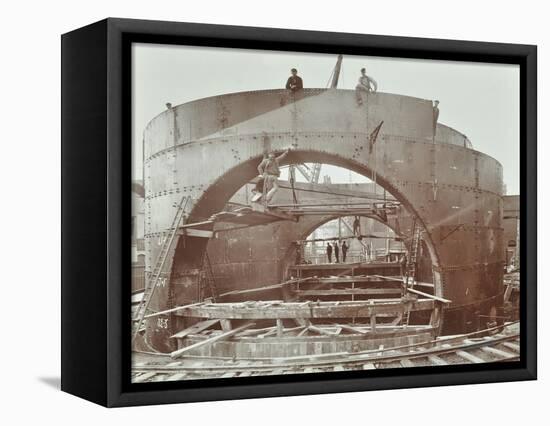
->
(130, 43), (520, 383)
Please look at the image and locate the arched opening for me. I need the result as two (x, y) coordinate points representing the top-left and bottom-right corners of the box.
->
(172, 153), (443, 296)
(148, 153), (447, 353)
(299, 216), (405, 265)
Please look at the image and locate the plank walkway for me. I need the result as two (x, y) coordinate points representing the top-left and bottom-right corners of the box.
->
(131, 323), (520, 383)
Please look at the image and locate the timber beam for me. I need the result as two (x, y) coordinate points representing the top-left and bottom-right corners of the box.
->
(174, 299), (436, 319)
(303, 276), (402, 285)
(294, 288), (403, 297)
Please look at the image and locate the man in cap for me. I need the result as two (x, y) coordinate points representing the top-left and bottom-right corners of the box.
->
(286, 68), (303, 92)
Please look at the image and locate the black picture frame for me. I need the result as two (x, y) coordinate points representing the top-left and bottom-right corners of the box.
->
(61, 17), (537, 407)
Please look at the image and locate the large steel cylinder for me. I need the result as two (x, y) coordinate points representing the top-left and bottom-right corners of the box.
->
(143, 89), (504, 350)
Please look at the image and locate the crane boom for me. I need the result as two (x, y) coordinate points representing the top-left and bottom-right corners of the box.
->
(330, 54), (344, 88)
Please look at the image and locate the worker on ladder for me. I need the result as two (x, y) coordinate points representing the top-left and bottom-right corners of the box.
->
(255, 148), (290, 205)
(355, 67), (378, 105)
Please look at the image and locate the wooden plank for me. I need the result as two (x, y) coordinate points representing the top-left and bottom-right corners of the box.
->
(371, 275), (403, 281)
(305, 277), (402, 285)
(131, 291), (145, 304)
(171, 323), (255, 359)
(297, 327), (309, 337)
(176, 299), (436, 319)
(140, 333), (518, 373)
(294, 288), (403, 296)
(145, 301), (204, 319)
(455, 350), (486, 364)
(335, 323), (368, 335)
(290, 263), (397, 271)
(249, 202), (297, 221)
(220, 319), (232, 332)
(236, 326), (276, 337)
(480, 346), (515, 359)
(406, 287), (452, 304)
(258, 328), (277, 338)
(218, 277), (313, 298)
(167, 373), (187, 381)
(427, 355), (448, 365)
(170, 319), (220, 339)
(308, 325), (339, 336)
(400, 359), (414, 368)
(179, 219), (214, 229)
(182, 228), (214, 238)
(133, 372), (157, 383)
(502, 342), (520, 353)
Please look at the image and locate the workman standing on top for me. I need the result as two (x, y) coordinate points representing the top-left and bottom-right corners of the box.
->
(257, 149), (291, 204)
(286, 68), (303, 92)
(334, 241), (340, 263)
(355, 67), (377, 105)
(433, 100), (440, 142)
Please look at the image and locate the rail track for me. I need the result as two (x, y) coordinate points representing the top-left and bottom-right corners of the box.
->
(132, 322), (520, 382)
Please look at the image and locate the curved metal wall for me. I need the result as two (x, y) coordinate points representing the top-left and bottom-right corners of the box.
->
(142, 88), (504, 349)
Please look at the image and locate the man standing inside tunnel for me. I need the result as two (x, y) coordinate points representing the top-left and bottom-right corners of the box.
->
(334, 241), (340, 263)
(257, 148), (290, 204)
(342, 241), (348, 263)
(326, 242), (333, 264)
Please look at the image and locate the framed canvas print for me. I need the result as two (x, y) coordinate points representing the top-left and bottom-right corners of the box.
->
(61, 18), (537, 407)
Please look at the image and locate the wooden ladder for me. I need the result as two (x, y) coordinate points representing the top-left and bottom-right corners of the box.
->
(132, 195), (189, 342)
(405, 219), (422, 288)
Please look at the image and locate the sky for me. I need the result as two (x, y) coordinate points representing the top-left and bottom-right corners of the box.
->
(132, 43), (519, 194)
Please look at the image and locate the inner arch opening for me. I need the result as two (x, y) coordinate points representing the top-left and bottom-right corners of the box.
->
(175, 154), (443, 302)
(300, 216), (406, 265)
